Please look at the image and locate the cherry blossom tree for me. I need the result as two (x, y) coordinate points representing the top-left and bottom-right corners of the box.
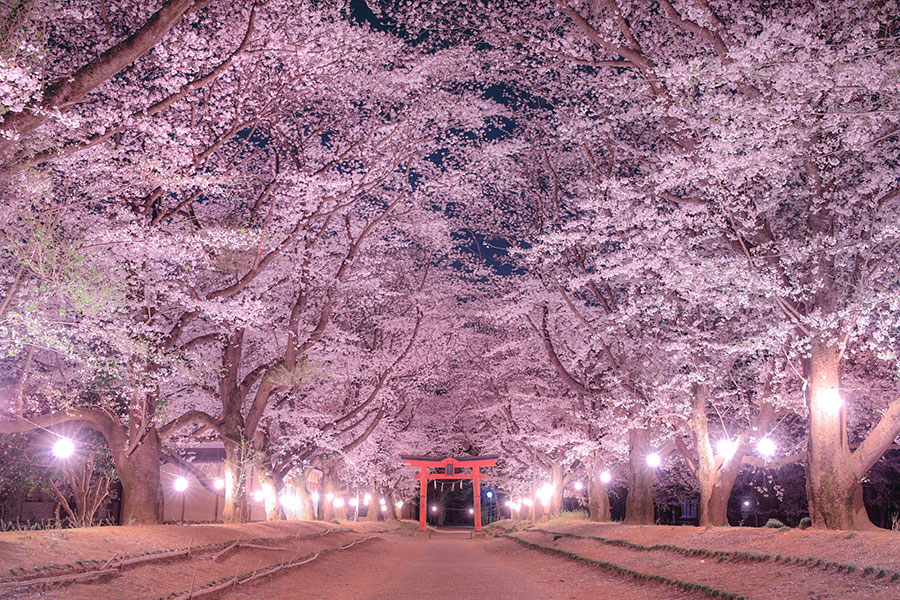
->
(390, 0), (900, 530)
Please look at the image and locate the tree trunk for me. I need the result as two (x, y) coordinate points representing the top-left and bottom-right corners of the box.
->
(383, 491), (397, 521)
(691, 387), (740, 528)
(114, 429), (162, 525)
(624, 428), (655, 525)
(367, 484), (380, 522)
(293, 470), (314, 521)
(691, 387), (718, 527)
(258, 466), (283, 521)
(322, 473), (335, 521)
(549, 463), (564, 517)
(587, 457), (611, 522)
(704, 466), (740, 526)
(805, 340), (875, 530)
(222, 439), (249, 523)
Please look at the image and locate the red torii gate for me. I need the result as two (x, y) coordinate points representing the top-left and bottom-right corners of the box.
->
(401, 455), (498, 532)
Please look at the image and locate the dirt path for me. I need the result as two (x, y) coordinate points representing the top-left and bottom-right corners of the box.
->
(218, 530), (695, 600)
(9, 521), (900, 599)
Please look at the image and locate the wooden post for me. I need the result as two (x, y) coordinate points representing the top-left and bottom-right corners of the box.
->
(473, 468), (483, 531)
(419, 469), (428, 531)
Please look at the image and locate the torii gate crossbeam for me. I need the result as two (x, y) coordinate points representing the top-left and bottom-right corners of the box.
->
(401, 455), (499, 532)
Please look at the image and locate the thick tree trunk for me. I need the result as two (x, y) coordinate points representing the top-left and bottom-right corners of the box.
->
(704, 467), (741, 526)
(293, 470), (314, 521)
(367, 483), (380, 522)
(691, 388), (742, 527)
(548, 463), (564, 517)
(691, 387), (718, 527)
(114, 429), (162, 525)
(258, 466), (283, 521)
(587, 457), (611, 522)
(322, 473), (335, 521)
(805, 340), (875, 530)
(690, 386), (775, 527)
(383, 491), (397, 521)
(222, 439), (249, 523)
(624, 428), (655, 525)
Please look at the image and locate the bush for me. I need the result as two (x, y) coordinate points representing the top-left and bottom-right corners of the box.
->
(798, 517), (812, 530)
(765, 519), (786, 528)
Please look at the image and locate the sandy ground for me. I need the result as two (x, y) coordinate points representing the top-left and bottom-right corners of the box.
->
(3, 519), (900, 599)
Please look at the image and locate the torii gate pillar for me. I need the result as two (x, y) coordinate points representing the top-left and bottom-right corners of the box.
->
(402, 455), (499, 532)
(418, 467), (428, 531)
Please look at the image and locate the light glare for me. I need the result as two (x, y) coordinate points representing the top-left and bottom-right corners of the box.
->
(821, 386), (843, 413)
(213, 478), (224, 490)
(573, 481), (583, 491)
(600, 471), (612, 484)
(757, 438), (776, 457)
(174, 477), (188, 492)
(52, 438), (75, 459)
(646, 453), (661, 468)
(333, 497), (345, 508)
(716, 439), (737, 459)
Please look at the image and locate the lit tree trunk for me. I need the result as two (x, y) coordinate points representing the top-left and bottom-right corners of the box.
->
(548, 462), (564, 516)
(114, 429), (163, 525)
(531, 452), (538, 523)
(690, 385), (717, 527)
(624, 428), (655, 525)
(222, 439), (249, 523)
(367, 482), (379, 522)
(293, 469), (314, 521)
(587, 455), (611, 522)
(383, 491), (397, 521)
(322, 473), (335, 521)
(258, 466), (283, 521)
(805, 340), (874, 530)
(686, 384), (778, 527)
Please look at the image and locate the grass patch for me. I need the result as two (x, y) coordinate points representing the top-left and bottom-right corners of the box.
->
(525, 527), (894, 584)
(545, 510), (589, 527)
